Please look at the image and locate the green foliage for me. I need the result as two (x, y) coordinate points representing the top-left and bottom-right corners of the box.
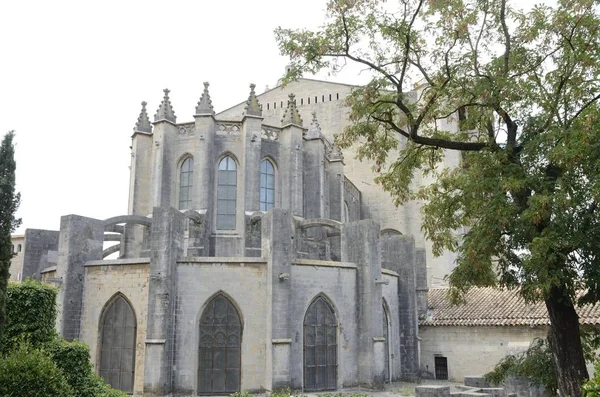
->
(0, 341), (73, 397)
(583, 362), (600, 397)
(0, 279), (127, 397)
(485, 338), (557, 395)
(230, 391), (256, 397)
(0, 131), (21, 339)
(0, 278), (57, 352)
(276, 0), (600, 395)
(44, 339), (98, 396)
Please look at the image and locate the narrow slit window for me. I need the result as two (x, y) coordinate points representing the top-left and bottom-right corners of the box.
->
(217, 156), (237, 230)
(260, 160), (275, 211)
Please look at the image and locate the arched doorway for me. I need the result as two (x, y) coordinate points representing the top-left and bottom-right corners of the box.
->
(198, 294), (242, 394)
(98, 294), (136, 393)
(383, 301), (391, 382)
(304, 295), (337, 391)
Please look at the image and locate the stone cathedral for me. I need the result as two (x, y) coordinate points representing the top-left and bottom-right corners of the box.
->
(15, 78), (435, 396)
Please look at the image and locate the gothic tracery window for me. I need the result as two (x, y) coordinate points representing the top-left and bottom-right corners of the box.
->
(198, 294), (241, 394)
(304, 295), (337, 391)
(260, 160), (275, 211)
(179, 157), (193, 210)
(217, 156), (237, 230)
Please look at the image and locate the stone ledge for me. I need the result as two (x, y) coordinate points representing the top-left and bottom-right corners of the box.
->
(40, 266), (57, 274)
(178, 257), (267, 265)
(85, 258), (150, 267)
(294, 259), (357, 269)
(382, 268), (399, 277)
(272, 339), (292, 344)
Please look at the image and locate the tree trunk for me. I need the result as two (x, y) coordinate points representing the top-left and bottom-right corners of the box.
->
(545, 285), (589, 397)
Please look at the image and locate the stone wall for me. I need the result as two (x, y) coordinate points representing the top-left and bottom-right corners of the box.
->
(290, 260), (359, 389)
(80, 260), (150, 395)
(419, 325), (548, 381)
(173, 258), (269, 394)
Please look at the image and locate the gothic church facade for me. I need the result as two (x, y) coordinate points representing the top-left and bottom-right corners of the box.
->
(15, 78), (432, 396)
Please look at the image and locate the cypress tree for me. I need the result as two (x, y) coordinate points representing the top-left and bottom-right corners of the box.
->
(0, 131), (21, 338)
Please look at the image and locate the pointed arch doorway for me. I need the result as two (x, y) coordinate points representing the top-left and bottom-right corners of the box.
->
(303, 295), (337, 391)
(198, 294), (242, 395)
(98, 294), (137, 393)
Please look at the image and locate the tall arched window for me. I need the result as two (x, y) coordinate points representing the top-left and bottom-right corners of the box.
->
(98, 295), (136, 393)
(304, 295), (337, 391)
(260, 160), (275, 211)
(198, 294), (242, 394)
(217, 156), (237, 230)
(179, 157), (193, 210)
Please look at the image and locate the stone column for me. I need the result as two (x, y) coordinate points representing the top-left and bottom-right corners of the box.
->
(326, 157), (344, 222)
(280, 94), (304, 217)
(303, 139), (326, 219)
(381, 235), (420, 381)
(194, 83), (216, 215)
(341, 219), (385, 389)
(55, 215), (104, 340)
(143, 207), (185, 396)
(415, 248), (429, 319)
(262, 208), (296, 389)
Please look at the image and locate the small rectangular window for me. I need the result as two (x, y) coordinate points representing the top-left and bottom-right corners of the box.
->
(336, 93), (339, 100)
(434, 356), (448, 380)
(308, 97), (311, 104)
(17, 273), (22, 281)
(301, 98), (303, 105)
(315, 96), (318, 103)
(329, 94), (332, 101)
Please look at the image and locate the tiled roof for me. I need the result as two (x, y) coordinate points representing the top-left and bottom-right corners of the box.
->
(420, 287), (600, 327)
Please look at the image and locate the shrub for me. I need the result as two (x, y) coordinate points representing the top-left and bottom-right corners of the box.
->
(0, 342), (73, 397)
(44, 338), (128, 397)
(485, 338), (557, 395)
(1, 279), (57, 351)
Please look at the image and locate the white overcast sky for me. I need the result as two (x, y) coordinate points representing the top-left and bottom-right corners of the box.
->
(0, 0), (374, 234)
(1, 0), (545, 235)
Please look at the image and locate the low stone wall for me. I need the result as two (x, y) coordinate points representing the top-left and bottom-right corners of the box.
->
(417, 376), (549, 397)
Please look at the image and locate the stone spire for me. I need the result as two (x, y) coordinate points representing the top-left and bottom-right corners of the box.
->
(133, 101), (152, 133)
(154, 89), (176, 123)
(281, 93), (303, 127)
(305, 111), (322, 139)
(195, 82), (215, 116)
(244, 83), (262, 117)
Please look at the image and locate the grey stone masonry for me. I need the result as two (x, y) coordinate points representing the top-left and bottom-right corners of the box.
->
(381, 235), (420, 381)
(415, 248), (429, 319)
(144, 207), (185, 396)
(342, 219), (385, 389)
(262, 209), (296, 389)
(242, 99), (263, 213)
(22, 229), (59, 280)
(55, 215), (104, 340)
(416, 385), (451, 397)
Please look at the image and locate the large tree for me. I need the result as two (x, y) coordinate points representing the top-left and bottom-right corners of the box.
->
(0, 131), (21, 339)
(276, 0), (600, 395)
